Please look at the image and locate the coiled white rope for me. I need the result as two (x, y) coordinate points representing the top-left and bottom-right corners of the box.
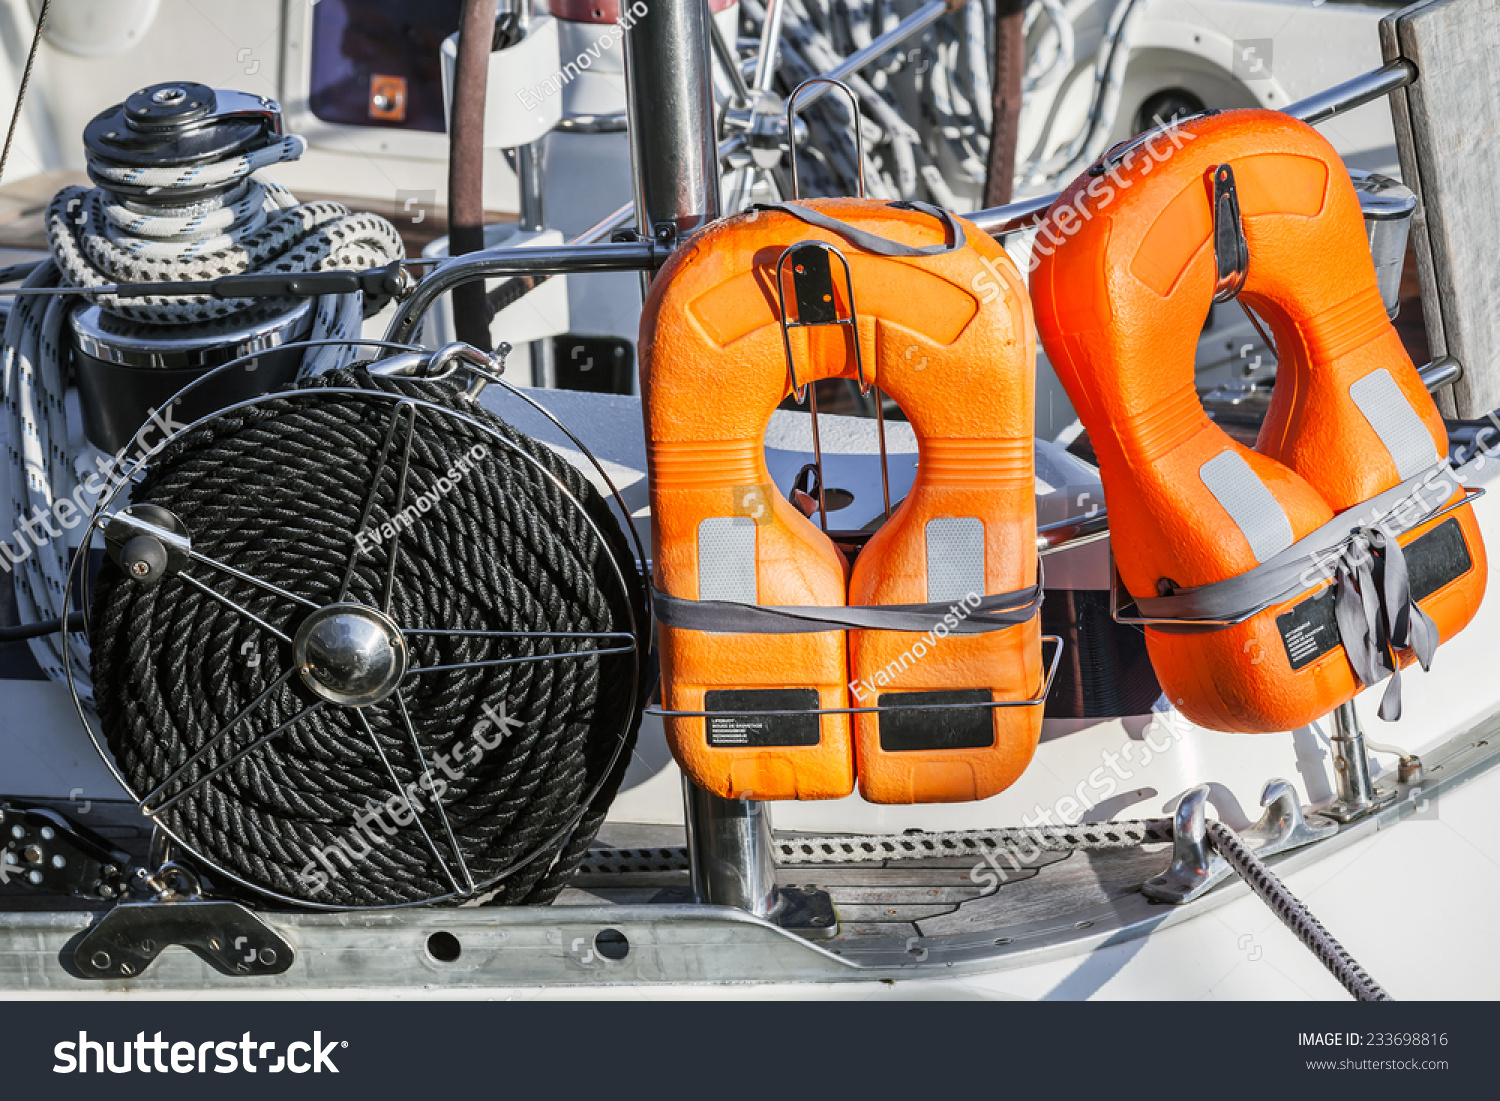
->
(1, 130), (403, 698)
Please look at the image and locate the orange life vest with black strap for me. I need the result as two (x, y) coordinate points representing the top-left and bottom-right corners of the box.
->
(1031, 108), (1486, 733)
(640, 197), (1046, 802)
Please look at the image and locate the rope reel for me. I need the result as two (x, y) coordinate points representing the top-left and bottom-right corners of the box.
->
(71, 357), (647, 909)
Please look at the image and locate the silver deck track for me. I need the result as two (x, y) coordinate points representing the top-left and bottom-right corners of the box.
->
(2, 709), (1498, 992)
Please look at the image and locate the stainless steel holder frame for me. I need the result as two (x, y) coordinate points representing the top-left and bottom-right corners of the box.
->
(648, 636), (1063, 720)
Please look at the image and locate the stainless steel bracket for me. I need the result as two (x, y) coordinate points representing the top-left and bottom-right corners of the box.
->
(71, 863), (293, 980)
(1211, 163), (1249, 302)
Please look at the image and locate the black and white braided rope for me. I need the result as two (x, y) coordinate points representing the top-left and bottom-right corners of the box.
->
(1206, 819), (1391, 1001)
(579, 819), (1175, 874)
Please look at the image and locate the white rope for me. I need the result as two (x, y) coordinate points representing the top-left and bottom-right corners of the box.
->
(1, 268), (79, 691)
(1022, 0), (1076, 96)
(2, 127), (403, 697)
(86, 134), (309, 191)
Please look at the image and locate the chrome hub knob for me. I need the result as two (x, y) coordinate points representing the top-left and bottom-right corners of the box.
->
(292, 603), (408, 707)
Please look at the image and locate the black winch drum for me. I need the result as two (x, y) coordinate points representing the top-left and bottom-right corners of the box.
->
(68, 298), (313, 454)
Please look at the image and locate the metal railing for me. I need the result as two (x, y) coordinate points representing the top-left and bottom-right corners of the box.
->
(966, 59), (1419, 237)
(389, 58), (1422, 348)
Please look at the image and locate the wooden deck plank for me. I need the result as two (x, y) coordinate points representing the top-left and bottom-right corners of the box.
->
(915, 847), (1165, 935)
(1382, 0), (1500, 418)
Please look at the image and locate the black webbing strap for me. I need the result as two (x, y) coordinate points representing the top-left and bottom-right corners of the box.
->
(748, 199), (966, 257)
(652, 579), (1042, 636)
(1132, 462), (1462, 720)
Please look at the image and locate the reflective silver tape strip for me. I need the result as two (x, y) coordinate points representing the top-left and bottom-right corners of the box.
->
(1199, 450), (1296, 564)
(697, 517), (757, 604)
(1349, 368), (1440, 481)
(925, 517), (985, 603)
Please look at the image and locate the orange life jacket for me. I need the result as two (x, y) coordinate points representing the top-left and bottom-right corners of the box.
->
(640, 198), (1045, 802)
(1032, 108), (1486, 732)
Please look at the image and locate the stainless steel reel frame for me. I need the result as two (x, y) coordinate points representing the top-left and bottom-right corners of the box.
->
(62, 340), (648, 911)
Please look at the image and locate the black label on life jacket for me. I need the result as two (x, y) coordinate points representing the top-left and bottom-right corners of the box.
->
(704, 689), (821, 747)
(789, 246), (840, 325)
(1276, 517), (1473, 671)
(878, 690), (994, 752)
(1276, 587), (1340, 672)
(1406, 518), (1473, 602)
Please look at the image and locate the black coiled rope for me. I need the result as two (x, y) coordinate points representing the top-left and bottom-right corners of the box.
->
(90, 367), (645, 908)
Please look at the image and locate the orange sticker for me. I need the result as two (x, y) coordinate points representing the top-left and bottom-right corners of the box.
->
(369, 75), (407, 122)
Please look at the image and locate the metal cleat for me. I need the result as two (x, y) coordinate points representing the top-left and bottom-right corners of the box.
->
(1238, 778), (1338, 859)
(1143, 785), (1219, 905)
(1143, 778), (1336, 904)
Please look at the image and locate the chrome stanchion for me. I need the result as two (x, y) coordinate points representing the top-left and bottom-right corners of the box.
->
(1324, 700), (1398, 823)
(681, 778), (837, 935)
(682, 778), (780, 917)
(627, 0), (835, 936)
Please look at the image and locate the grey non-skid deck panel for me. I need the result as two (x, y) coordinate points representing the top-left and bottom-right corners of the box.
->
(1381, 0), (1500, 419)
